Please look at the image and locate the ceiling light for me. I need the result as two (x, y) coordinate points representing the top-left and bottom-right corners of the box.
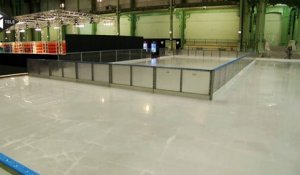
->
(75, 24), (84, 28)
(19, 29), (26, 33)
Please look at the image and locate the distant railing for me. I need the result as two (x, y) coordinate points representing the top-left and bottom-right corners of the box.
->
(184, 39), (239, 51)
(160, 48), (246, 58)
(58, 49), (151, 63)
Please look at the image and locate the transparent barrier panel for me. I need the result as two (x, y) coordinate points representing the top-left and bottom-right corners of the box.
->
(78, 63), (92, 81)
(101, 51), (117, 63)
(156, 68), (181, 91)
(112, 65), (130, 85)
(39, 60), (50, 76)
(130, 50), (142, 60)
(60, 53), (81, 61)
(211, 50), (219, 57)
(204, 50), (212, 57)
(63, 62), (76, 79)
(142, 50), (150, 58)
(195, 49), (204, 57)
(132, 66), (153, 88)
(50, 61), (63, 77)
(213, 70), (221, 92)
(27, 59), (39, 74)
(93, 64), (109, 83)
(117, 50), (130, 61)
(182, 70), (210, 95)
(228, 51), (237, 57)
(82, 52), (100, 62)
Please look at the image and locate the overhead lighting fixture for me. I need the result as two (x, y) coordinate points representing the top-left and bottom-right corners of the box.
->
(60, 3), (65, 9)
(19, 29), (26, 33)
(6, 30), (11, 34)
(54, 26), (60, 30)
(75, 24), (84, 28)
(97, 0), (102, 2)
(35, 23), (41, 31)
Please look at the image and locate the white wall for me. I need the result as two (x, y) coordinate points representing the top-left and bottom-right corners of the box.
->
(185, 9), (240, 40)
(97, 21), (117, 35)
(79, 24), (93, 34)
(265, 13), (282, 46)
(136, 14), (180, 38)
(120, 16), (131, 36)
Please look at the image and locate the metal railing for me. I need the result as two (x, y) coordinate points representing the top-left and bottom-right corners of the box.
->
(28, 51), (255, 100)
(161, 48), (246, 58)
(58, 49), (150, 63)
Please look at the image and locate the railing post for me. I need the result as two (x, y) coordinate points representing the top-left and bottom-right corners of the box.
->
(153, 67), (156, 92)
(80, 52), (83, 62)
(99, 51), (102, 63)
(130, 65), (133, 86)
(209, 70), (215, 100)
(180, 69), (183, 92)
(116, 50), (118, 62)
(140, 49), (143, 59)
(129, 50), (131, 60)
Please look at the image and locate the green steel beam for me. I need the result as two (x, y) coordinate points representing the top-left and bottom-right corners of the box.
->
(255, 0), (266, 53)
(47, 27), (50, 41)
(176, 10), (186, 48)
(170, 0), (174, 52)
(130, 14), (137, 36)
(77, 0), (80, 12)
(91, 0), (97, 12)
(130, 0), (135, 9)
(92, 23), (97, 35)
(240, 0), (251, 51)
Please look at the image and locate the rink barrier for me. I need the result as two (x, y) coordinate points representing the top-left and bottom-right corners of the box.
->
(28, 54), (254, 100)
(0, 153), (39, 175)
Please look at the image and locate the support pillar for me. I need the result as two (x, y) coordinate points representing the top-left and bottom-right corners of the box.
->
(176, 10), (186, 49)
(91, 0), (97, 12)
(255, 0), (266, 53)
(240, 0), (251, 51)
(295, 9), (300, 51)
(130, 0), (135, 9)
(92, 23), (97, 35)
(117, 0), (120, 36)
(130, 14), (137, 36)
(169, 0), (174, 52)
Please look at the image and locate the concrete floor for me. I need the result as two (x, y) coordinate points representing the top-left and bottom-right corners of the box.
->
(0, 59), (300, 175)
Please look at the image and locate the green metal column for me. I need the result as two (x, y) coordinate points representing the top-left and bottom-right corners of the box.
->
(169, 0), (174, 52)
(255, 0), (266, 53)
(130, 14), (137, 36)
(295, 9), (300, 51)
(130, 0), (135, 9)
(92, 23), (98, 35)
(62, 25), (67, 40)
(281, 7), (291, 46)
(241, 0), (251, 51)
(91, 0), (97, 12)
(47, 27), (50, 41)
(77, 0), (80, 11)
(177, 10), (186, 49)
(117, 0), (120, 35)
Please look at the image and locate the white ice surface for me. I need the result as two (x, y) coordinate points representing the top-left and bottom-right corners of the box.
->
(0, 59), (300, 175)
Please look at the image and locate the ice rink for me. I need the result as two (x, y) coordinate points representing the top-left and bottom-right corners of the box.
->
(0, 59), (300, 175)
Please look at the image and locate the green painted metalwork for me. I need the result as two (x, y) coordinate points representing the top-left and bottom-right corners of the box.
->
(255, 0), (266, 53)
(175, 10), (187, 48)
(92, 23), (97, 35)
(130, 14), (137, 36)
